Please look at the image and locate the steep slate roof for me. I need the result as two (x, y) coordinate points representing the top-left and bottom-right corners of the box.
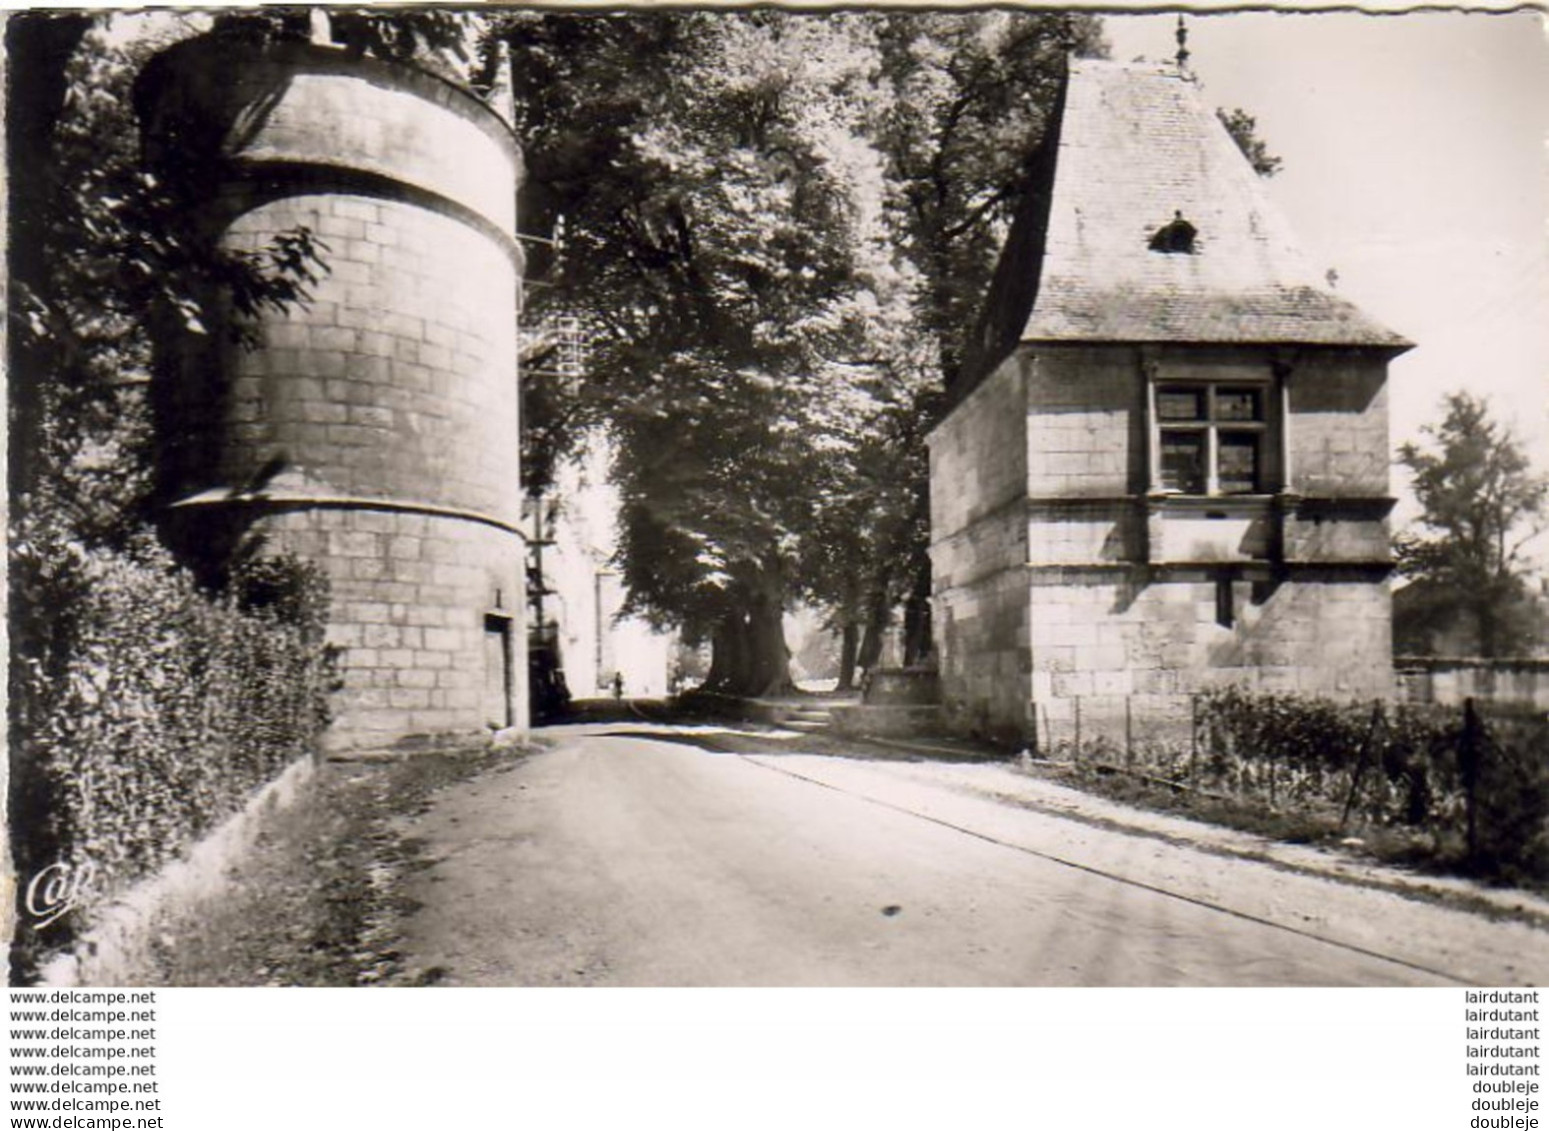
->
(1001, 59), (1410, 352)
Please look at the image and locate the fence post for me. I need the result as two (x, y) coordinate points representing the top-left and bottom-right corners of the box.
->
(1459, 697), (1485, 866)
(1125, 696), (1133, 768)
(1189, 693), (1199, 781)
(1340, 700), (1386, 831)
(1263, 700), (1276, 807)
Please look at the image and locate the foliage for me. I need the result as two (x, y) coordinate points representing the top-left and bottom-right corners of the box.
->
(1192, 687), (1549, 882)
(1216, 107), (1282, 178)
(871, 12), (1106, 390)
(208, 8), (475, 76)
(5, 13), (345, 973)
(7, 15), (327, 545)
(498, 11), (914, 693)
(497, 12), (1105, 689)
(807, 12), (1105, 668)
(9, 532), (336, 968)
(1396, 392), (1548, 657)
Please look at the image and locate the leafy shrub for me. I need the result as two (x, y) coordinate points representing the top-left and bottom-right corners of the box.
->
(9, 528), (335, 959)
(1459, 704), (1549, 883)
(1192, 687), (1548, 882)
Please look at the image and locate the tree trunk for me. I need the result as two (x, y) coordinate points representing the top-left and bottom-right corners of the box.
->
(744, 585), (791, 696)
(836, 621), (860, 692)
(703, 614), (741, 691)
(703, 572), (792, 697)
(856, 584), (890, 674)
(902, 555), (933, 666)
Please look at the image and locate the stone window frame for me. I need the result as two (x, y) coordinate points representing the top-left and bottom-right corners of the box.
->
(1146, 370), (1284, 498)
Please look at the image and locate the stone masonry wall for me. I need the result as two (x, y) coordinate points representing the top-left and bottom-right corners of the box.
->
(256, 508), (524, 749)
(1286, 351), (1390, 497)
(144, 37), (527, 752)
(1029, 570), (1393, 752)
(1024, 347), (1146, 568)
(1018, 345), (1394, 752)
(930, 344), (1396, 750)
(1024, 347), (1145, 499)
(1397, 658), (1549, 711)
(217, 195), (519, 522)
(1283, 350), (1392, 564)
(929, 363), (1030, 741)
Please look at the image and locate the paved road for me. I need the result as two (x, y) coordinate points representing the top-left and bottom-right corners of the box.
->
(393, 723), (1544, 986)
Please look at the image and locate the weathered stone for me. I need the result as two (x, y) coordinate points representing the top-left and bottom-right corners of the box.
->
(929, 60), (1406, 753)
(141, 35), (529, 752)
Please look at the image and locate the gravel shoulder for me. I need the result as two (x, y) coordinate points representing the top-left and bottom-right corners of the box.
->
(715, 717), (1549, 929)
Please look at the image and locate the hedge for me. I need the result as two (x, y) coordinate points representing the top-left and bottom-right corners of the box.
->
(1192, 686), (1549, 882)
(9, 531), (335, 960)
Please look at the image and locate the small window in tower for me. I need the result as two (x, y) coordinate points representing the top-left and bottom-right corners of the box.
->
(1217, 433), (1261, 495)
(1149, 211), (1198, 254)
(1157, 387), (1205, 421)
(1160, 431), (1207, 494)
(1151, 379), (1272, 496)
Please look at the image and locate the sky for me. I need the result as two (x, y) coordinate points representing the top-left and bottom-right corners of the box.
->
(1104, 10), (1549, 544)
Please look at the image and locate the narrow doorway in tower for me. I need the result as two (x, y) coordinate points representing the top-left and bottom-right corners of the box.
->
(483, 613), (514, 730)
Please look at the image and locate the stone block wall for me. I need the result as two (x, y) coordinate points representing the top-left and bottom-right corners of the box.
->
(1024, 348), (1145, 572)
(929, 363), (1031, 742)
(1028, 568), (1393, 751)
(1024, 347), (1144, 499)
(1396, 658), (1549, 711)
(936, 569), (1031, 744)
(1286, 351), (1390, 497)
(930, 341), (1397, 751)
(929, 363), (1027, 548)
(215, 194), (519, 521)
(142, 35), (527, 752)
(256, 508), (524, 750)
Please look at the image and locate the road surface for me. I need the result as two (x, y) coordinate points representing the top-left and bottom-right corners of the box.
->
(392, 721), (1546, 986)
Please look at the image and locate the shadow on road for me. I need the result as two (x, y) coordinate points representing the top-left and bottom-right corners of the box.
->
(535, 699), (997, 765)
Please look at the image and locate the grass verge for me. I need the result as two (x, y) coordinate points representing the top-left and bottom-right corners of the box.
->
(133, 748), (523, 987)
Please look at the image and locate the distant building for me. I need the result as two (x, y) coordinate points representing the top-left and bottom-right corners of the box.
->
(1394, 576), (1549, 660)
(929, 59), (1412, 748)
(535, 440), (675, 701)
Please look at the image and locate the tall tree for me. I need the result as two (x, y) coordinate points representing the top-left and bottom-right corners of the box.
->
(1396, 392), (1548, 657)
(842, 12), (1105, 664)
(872, 12), (1105, 392)
(500, 11), (897, 695)
(498, 13), (1108, 690)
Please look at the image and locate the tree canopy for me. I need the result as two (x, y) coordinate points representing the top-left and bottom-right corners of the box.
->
(500, 11), (1104, 693)
(1395, 392), (1548, 657)
(13, 10), (1110, 698)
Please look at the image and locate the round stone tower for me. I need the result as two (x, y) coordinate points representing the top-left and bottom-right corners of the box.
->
(137, 32), (528, 752)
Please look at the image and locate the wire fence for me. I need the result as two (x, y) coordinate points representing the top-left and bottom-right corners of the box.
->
(1070, 688), (1549, 883)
